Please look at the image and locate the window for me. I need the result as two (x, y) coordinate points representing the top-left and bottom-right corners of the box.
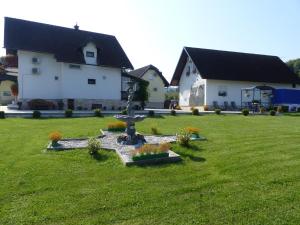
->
(153, 87), (158, 92)
(54, 76), (59, 81)
(186, 66), (190, 76)
(69, 64), (81, 69)
(2, 91), (11, 96)
(86, 51), (95, 58)
(88, 79), (96, 85)
(218, 86), (227, 97)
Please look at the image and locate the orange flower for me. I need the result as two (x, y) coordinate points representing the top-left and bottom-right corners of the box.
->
(184, 127), (200, 135)
(49, 131), (62, 142)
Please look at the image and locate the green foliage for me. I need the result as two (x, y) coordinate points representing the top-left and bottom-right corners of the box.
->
(151, 126), (159, 135)
(0, 111), (5, 119)
(94, 109), (102, 117)
(136, 80), (149, 109)
(286, 58), (300, 77)
(192, 108), (199, 115)
(121, 109), (127, 115)
(170, 109), (176, 116)
(165, 92), (179, 100)
(65, 109), (73, 118)
(176, 131), (190, 147)
(88, 137), (101, 155)
(215, 109), (221, 115)
(148, 110), (155, 117)
(242, 108), (249, 116)
(32, 110), (41, 119)
(270, 110), (276, 116)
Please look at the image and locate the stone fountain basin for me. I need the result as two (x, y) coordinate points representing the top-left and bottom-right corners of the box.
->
(114, 115), (146, 123)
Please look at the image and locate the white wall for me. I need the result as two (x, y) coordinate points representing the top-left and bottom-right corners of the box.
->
(18, 50), (61, 99)
(178, 59), (206, 106)
(18, 50), (122, 100)
(206, 79), (299, 107)
(61, 64), (121, 99)
(142, 69), (165, 103)
(83, 42), (97, 65)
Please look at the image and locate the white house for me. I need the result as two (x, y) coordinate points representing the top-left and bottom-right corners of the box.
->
(171, 47), (300, 110)
(128, 65), (169, 108)
(4, 17), (143, 110)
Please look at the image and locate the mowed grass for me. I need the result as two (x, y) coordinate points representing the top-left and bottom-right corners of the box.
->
(0, 114), (300, 225)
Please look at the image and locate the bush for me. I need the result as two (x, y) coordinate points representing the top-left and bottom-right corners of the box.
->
(88, 137), (101, 155)
(270, 110), (276, 116)
(215, 109), (221, 115)
(121, 109), (128, 115)
(49, 131), (62, 146)
(107, 121), (126, 132)
(171, 109), (176, 116)
(176, 131), (190, 147)
(0, 111), (5, 119)
(148, 110), (155, 117)
(192, 108), (199, 116)
(32, 110), (41, 119)
(94, 109), (102, 117)
(65, 109), (73, 118)
(242, 108), (249, 116)
(151, 127), (159, 135)
(28, 99), (55, 110)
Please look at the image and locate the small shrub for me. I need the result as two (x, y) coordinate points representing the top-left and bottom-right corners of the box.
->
(215, 109), (221, 115)
(121, 109), (128, 115)
(65, 109), (73, 118)
(270, 110), (276, 116)
(0, 111), (5, 119)
(192, 108), (199, 116)
(107, 121), (126, 132)
(203, 105), (209, 111)
(171, 109), (176, 116)
(148, 110), (155, 117)
(32, 110), (41, 119)
(151, 127), (159, 135)
(176, 131), (190, 147)
(88, 137), (101, 155)
(49, 131), (62, 146)
(94, 109), (102, 117)
(242, 108), (249, 116)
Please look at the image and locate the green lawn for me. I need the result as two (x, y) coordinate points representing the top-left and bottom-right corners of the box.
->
(0, 114), (299, 225)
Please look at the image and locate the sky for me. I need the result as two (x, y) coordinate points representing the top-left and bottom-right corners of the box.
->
(0, 0), (299, 82)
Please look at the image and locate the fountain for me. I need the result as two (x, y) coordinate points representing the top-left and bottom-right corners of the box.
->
(114, 81), (146, 145)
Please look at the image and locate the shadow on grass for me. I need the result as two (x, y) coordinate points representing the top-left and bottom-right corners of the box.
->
(284, 113), (300, 117)
(179, 152), (206, 162)
(147, 115), (165, 119)
(91, 151), (108, 161)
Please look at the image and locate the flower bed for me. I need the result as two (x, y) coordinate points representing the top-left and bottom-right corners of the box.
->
(107, 121), (126, 132)
(132, 143), (170, 161)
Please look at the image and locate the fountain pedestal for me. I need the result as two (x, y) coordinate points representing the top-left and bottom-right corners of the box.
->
(114, 81), (146, 145)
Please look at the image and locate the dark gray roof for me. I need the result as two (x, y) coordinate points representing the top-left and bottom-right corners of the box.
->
(171, 47), (300, 85)
(128, 64), (169, 87)
(4, 17), (133, 69)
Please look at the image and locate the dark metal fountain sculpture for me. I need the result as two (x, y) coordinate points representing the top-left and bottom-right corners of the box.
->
(114, 81), (146, 145)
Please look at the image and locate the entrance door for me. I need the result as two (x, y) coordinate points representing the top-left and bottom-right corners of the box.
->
(67, 99), (74, 110)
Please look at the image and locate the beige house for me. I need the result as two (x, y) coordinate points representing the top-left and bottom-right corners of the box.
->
(129, 65), (169, 108)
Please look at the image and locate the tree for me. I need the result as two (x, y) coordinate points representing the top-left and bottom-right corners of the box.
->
(135, 80), (149, 110)
(286, 58), (300, 77)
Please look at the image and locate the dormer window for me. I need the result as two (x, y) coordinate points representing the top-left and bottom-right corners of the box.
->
(86, 51), (95, 58)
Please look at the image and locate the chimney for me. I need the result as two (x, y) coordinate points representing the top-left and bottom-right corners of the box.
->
(74, 23), (79, 30)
